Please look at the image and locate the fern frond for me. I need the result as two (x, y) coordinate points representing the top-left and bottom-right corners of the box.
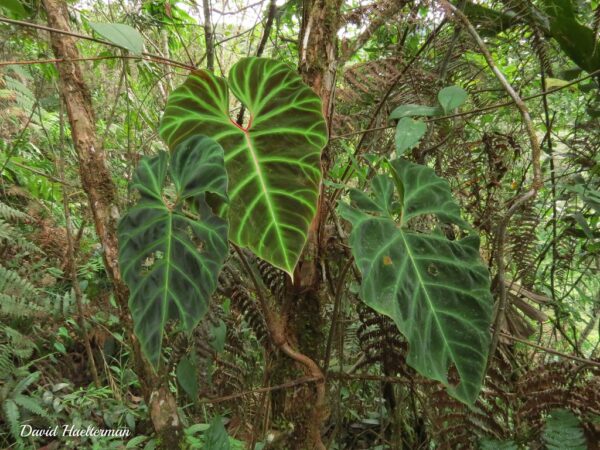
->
(12, 371), (40, 396)
(3, 399), (21, 442)
(0, 344), (16, 379)
(0, 266), (36, 299)
(0, 201), (28, 221)
(542, 409), (586, 450)
(0, 219), (39, 253)
(13, 395), (48, 418)
(2, 326), (36, 360)
(0, 293), (43, 318)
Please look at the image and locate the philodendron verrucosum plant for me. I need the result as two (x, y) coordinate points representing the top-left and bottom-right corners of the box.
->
(117, 56), (492, 405)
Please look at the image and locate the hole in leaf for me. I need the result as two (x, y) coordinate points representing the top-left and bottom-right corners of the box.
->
(427, 263), (439, 277)
(447, 363), (460, 387)
(140, 252), (161, 275)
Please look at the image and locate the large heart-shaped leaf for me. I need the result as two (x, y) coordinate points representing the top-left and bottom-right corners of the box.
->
(159, 57), (328, 277)
(118, 135), (228, 367)
(339, 158), (492, 404)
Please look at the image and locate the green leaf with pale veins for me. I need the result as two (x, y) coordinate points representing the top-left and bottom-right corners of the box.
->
(339, 158), (492, 405)
(118, 135), (228, 367)
(159, 57), (328, 277)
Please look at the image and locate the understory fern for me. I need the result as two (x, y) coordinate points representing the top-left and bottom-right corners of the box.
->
(542, 409), (587, 450)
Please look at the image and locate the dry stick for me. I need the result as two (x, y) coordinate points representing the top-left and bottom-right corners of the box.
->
(439, 0), (543, 370)
(329, 67), (600, 141)
(56, 102), (100, 386)
(231, 244), (326, 450)
(499, 332), (600, 368)
(0, 16), (194, 70)
(8, 161), (78, 188)
(0, 55), (190, 70)
(199, 376), (321, 405)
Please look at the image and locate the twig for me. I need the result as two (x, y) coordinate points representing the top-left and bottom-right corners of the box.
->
(329, 67), (600, 141)
(199, 376), (321, 404)
(439, 0), (543, 370)
(500, 332), (600, 367)
(55, 101), (100, 386)
(333, 19), (448, 189)
(0, 16), (194, 70)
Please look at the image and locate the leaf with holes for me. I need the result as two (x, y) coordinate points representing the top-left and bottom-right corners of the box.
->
(118, 135), (228, 367)
(338, 158), (492, 404)
(159, 57), (328, 277)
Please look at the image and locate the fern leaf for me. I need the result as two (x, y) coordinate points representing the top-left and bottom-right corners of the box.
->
(3, 399), (21, 441)
(0, 266), (37, 298)
(13, 395), (48, 418)
(0, 201), (28, 221)
(12, 371), (40, 395)
(542, 409), (587, 450)
(0, 344), (16, 379)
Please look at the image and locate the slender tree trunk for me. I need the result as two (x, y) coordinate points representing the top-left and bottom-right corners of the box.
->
(202, 0), (215, 71)
(41, 0), (182, 447)
(271, 1), (343, 448)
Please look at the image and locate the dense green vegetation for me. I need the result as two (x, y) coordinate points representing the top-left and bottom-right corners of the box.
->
(0, 0), (599, 448)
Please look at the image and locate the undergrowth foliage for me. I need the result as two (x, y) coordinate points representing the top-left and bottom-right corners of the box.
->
(2, 0), (600, 448)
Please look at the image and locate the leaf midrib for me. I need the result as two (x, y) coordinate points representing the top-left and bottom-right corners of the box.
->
(397, 228), (460, 384)
(161, 210), (173, 349)
(236, 120), (290, 273)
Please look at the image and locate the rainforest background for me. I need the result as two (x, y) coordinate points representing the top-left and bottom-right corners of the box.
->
(0, 0), (599, 448)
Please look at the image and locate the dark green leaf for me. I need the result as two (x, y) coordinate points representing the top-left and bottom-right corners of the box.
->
(544, 3), (600, 73)
(210, 319), (227, 353)
(176, 356), (198, 400)
(89, 22), (144, 55)
(339, 159), (492, 405)
(571, 212), (594, 239)
(0, 0), (28, 18)
(205, 416), (230, 450)
(159, 57), (328, 277)
(118, 135), (228, 367)
(394, 118), (427, 155)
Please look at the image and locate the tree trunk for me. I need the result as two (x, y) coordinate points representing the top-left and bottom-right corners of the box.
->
(272, 1), (343, 448)
(41, 0), (182, 447)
